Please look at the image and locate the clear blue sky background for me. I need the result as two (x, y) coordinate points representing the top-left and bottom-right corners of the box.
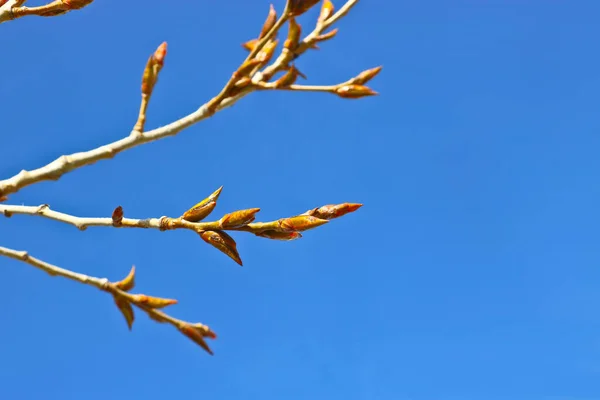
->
(1, 1), (600, 399)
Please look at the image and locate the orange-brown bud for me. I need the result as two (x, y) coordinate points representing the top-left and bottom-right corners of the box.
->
(131, 294), (178, 309)
(255, 230), (303, 241)
(284, 18), (302, 52)
(289, 0), (320, 16)
(219, 208), (260, 229)
(256, 39), (278, 64)
(112, 206), (123, 227)
(114, 297), (135, 331)
(273, 65), (301, 88)
(200, 230), (243, 266)
(351, 66), (383, 85)
(182, 186), (223, 222)
(335, 85), (378, 99)
(114, 265), (136, 292)
(318, 0), (335, 24)
(278, 215), (328, 232)
(141, 56), (156, 95)
(62, 0), (94, 9)
(152, 42), (167, 66)
(179, 324), (214, 355)
(315, 28), (338, 43)
(260, 4), (278, 39)
(236, 59), (264, 77)
(242, 39), (260, 52)
(303, 203), (362, 220)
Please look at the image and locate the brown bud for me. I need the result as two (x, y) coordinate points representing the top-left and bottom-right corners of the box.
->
(242, 39), (260, 52)
(318, 0), (335, 24)
(141, 56), (156, 95)
(200, 230), (243, 266)
(255, 230), (303, 241)
(131, 294), (178, 309)
(279, 215), (329, 232)
(236, 59), (264, 77)
(114, 265), (136, 292)
(260, 4), (278, 39)
(272, 65), (301, 88)
(152, 41), (167, 67)
(335, 85), (378, 99)
(179, 324), (214, 355)
(303, 203), (362, 220)
(193, 323), (218, 339)
(284, 18), (302, 52)
(256, 39), (278, 64)
(114, 297), (135, 331)
(112, 206), (123, 227)
(219, 208), (260, 229)
(289, 0), (320, 16)
(315, 28), (338, 43)
(182, 186), (223, 222)
(62, 0), (94, 9)
(351, 66), (383, 85)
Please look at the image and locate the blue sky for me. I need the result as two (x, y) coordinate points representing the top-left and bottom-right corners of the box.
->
(2, 0), (600, 399)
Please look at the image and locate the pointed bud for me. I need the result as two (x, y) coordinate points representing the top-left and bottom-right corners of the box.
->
(236, 58), (264, 77)
(351, 66), (383, 85)
(200, 230), (243, 266)
(62, 0), (94, 9)
(279, 215), (329, 232)
(112, 206), (123, 227)
(193, 323), (218, 339)
(255, 230), (303, 241)
(141, 56), (156, 96)
(152, 42), (167, 67)
(182, 186), (223, 222)
(318, 0), (335, 24)
(256, 39), (278, 64)
(114, 265), (136, 292)
(289, 0), (320, 16)
(260, 4), (278, 39)
(242, 39), (260, 52)
(273, 65), (302, 88)
(114, 297), (135, 330)
(131, 294), (178, 309)
(315, 28), (338, 43)
(303, 203), (362, 220)
(219, 208), (260, 229)
(179, 324), (215, 355)
(335, 85), (378, 99)
(284, 18), (302, 52)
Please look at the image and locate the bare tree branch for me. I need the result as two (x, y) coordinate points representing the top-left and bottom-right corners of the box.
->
(0, 245), (217, 354)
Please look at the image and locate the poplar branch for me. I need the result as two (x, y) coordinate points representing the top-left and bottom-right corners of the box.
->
(0, 245), (217, 354)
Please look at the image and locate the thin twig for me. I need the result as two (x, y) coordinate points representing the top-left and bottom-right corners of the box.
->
(0, 245), (216, 354)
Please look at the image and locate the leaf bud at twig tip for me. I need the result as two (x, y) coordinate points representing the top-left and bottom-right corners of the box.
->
(255, 230), (302, 241)
(62, 0), (94, 10)
(131, 294), (178, 309)
(278, 215), (329, 232)
(179, 324), (215, 355)
(199, 230), (243, 266)
(259, 4), (277, 39)
(352, 66), (383, 85)
(152, 42), (167, 67)
(114, 265), (136, 291)
(335, 85), (378, 99)
(182, 186), (223, 222)
(289, 0), (320, 16)
(219, 208), (260, 229)
(112, 206), (123, 227)
(318, 0), (335, 24)
(303, 203), (362, 220)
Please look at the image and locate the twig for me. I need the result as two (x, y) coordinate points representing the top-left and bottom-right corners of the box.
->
(0, 0), (93, 23)
(0, 245), (217, 354)
(0, 0), (371, 200)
